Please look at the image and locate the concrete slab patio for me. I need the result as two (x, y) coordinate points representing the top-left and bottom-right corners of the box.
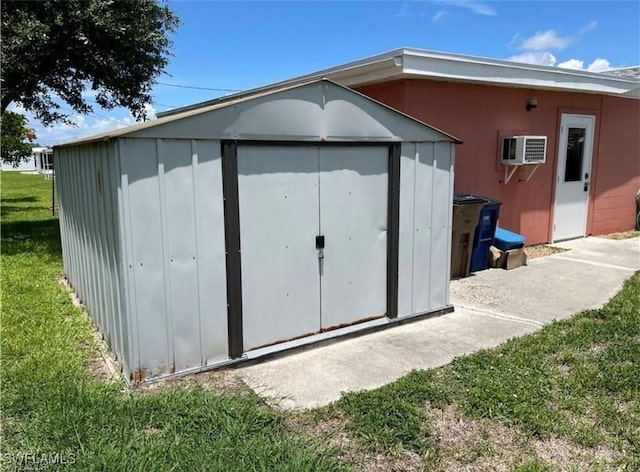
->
(236, 237), (639, 409)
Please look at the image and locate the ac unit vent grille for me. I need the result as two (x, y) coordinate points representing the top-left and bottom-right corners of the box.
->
(524, 138), (546, 162)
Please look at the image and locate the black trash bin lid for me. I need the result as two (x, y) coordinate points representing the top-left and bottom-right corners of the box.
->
(454, 193), (487, 205)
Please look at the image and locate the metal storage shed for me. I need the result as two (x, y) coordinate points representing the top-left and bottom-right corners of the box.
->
(54, 79), (460, 384)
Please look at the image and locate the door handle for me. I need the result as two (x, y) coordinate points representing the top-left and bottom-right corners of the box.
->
(316, 235), (325, 260)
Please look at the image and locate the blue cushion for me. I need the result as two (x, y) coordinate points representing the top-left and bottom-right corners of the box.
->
(494, 227), (526, 251)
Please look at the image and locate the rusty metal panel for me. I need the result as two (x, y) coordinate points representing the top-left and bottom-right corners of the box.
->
(120, 138), (171, 379)
(116, 137), (229, 381)
(191, 140), (228, 365)
(116, 140), (138, 381)
(161, 139), (201, 372)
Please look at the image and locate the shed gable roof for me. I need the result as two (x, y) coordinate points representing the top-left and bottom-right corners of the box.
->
(56, 79), (459, 148)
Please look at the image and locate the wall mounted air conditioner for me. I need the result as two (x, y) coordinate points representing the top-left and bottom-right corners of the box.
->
(501, 136), (547, 165)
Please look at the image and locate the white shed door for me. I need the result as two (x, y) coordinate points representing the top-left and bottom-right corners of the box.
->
(319, 146), (388, 329)
(238, 145), (388, 351)
(238, 146), (321, 350)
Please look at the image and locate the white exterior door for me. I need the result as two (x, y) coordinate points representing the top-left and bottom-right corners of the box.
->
(237, 145), (388, 350)
(552, 114), (595, 242)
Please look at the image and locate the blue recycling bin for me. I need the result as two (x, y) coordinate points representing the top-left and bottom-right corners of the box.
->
(470, 198), (502, 272)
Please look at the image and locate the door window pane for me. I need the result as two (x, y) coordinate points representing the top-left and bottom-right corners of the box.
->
(564, 128), (585, 182)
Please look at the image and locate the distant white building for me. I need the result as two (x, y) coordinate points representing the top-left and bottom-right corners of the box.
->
(1, 150), (37, 172)
(33, 147), (54, 175)
(1, 146), (53, 173)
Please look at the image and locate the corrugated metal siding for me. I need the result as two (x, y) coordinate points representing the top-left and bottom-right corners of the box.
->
(397, 142), (454, 316)
(118, 138), (228, 381)
(56, 142), (129, 375)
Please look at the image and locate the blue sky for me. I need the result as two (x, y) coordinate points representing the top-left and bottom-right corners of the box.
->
(16, 0), (640, 145)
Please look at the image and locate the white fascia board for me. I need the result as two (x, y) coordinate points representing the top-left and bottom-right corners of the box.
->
(400, 52), (637, 94)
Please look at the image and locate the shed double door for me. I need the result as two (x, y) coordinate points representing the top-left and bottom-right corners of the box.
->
(238, 145), (388, 350)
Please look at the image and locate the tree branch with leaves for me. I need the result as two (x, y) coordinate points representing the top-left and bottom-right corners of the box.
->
(1, 111), (36, 166)
(1, 0), (180, 125)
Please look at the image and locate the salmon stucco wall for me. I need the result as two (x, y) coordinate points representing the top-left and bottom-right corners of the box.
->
(357, 79), (640, 244)
(591, 95), (640, 235)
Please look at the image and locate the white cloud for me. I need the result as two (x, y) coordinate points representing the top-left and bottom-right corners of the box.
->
(557, 58), (584, 70)
(557, 57), (611, 72)
(508, 21), (613, 73)
(32, 115), (135, 145)
(508, 51), (557, 67)
(432, 10), (447, 22)
(587, 58), (611, 72)
(7, 104), (27, 115)
(515, 21), (599, 52)
(519, 29), (574, 51)
(430, 0), (496, 16)
(11, 107), (137, 146)
(144, 103), (157, 120)
(579, 21), (598, 34)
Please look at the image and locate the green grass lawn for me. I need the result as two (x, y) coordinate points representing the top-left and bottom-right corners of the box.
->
(1, 172), (348, 472)
(314, 265), (640, 470)
(2, 171), (638, 471)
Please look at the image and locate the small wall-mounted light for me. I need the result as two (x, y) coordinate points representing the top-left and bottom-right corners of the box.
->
(526, 98), (538, 112)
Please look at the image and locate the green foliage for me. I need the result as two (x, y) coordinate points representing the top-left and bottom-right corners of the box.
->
(1, 1), (180, 124)
(1, 111), (34, 166)
(0, 172), (349, 472)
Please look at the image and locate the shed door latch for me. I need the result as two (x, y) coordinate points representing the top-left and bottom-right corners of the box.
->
(316, 235), (325, 260)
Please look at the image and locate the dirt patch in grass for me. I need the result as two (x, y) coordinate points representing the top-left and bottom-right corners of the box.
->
(84, 347), (119, 383)
(136, 367), (251, 396)
(532, 436), (619, 470)
(428, 406), (620, 471)
(289, 411), (427, 471)
(597, 230), (640, 240)
(524, 244), (567, 259)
